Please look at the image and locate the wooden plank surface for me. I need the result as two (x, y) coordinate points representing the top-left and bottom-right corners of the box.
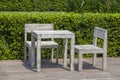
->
(0, 58), (120, 80)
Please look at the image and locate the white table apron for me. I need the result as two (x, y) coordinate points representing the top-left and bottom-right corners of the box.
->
(31, 30), (75, 72)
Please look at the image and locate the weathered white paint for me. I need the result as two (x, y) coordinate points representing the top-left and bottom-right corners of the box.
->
(74, 27), (107, 71)
(31, 30), (75, 72)
(24, 24), (58, 67)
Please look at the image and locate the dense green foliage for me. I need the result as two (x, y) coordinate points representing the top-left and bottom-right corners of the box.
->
(0, 0), (120, 13)
(0, 0), (68, 11)
(0, 12), (120, 60)
(68, 0), (120, 13)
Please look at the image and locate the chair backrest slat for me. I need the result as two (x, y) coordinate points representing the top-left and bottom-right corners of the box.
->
(24, 24), (53, 41)
(93, 27), (107, 50)
(25, 24), (53, 33)
(94, 27), (107, 39)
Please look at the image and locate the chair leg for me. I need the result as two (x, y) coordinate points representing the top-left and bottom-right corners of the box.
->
(78, 51), (83, 71)
(92, 54), (97, 66)
(56, 47), (58, 64)
(102, 53), (107, 70)
(24, 46), (27, 61)
(28, 47), (31, 65)
(51, 48), (54, 62)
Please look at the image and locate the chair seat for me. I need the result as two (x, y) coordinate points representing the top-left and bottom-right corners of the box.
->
(74, 45), (104, 54)
(25, 41), (58, 48)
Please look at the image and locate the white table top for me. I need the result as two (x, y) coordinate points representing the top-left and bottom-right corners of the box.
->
(32, 30), (74, 35)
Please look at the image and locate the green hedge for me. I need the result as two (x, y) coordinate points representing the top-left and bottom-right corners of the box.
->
(0, 0), (120, 13)
(0, 0), (68, 11)
(68, 0), (120, 13)
(0, 12), (120, 60)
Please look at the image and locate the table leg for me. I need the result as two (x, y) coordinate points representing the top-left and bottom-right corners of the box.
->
(70, 35), (75, 71)
(36, 36), (41, 72)
(31, 34), (35, 68)
(63, 38), (68, 68)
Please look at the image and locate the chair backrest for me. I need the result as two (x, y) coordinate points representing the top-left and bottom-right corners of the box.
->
(93, 27), (107, 51)
(24, 24), (53, 41)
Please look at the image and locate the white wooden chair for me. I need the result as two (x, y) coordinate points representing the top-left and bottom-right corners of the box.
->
(74, 27), (107, 71)
(24, 24), (58, 64)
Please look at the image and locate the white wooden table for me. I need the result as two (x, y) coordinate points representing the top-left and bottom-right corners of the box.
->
(31, 30), (75, 72)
